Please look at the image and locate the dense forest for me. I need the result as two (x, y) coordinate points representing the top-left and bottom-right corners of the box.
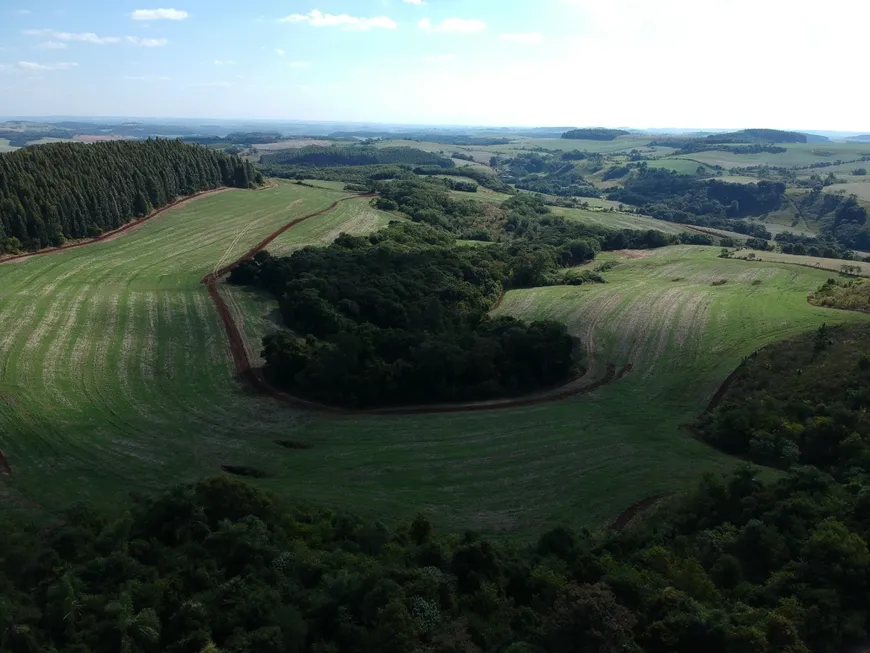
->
(3, 443), (870, 652)
(260, 146), (454, 169)
(705, 129), (813, 144)
(561, 129), (630, 141)
(696, 322), (870, 477)
(228, 180), (719, 408)
(183, 132), (284, 146)
(229, 221), (576, 408)
(0, 139), (260, 253)
(497, 153), (601, 198)
(607, 169), (783, 237)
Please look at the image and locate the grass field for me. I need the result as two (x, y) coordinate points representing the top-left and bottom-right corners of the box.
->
(646, 158), (714, 175)
(3, 185), (868, 538)
(729, 249), (870, 276)
(0, 139), (16, 153)
(551, 206), (692, 235)
(669, 143), (870, 169)
(824, 179), (870, 202)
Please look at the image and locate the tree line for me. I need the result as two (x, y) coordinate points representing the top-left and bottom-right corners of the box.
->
(2, 439), (870, 652)
(607, 168), (783, 237)
(260, 146), (454, 169)
(0, 139), (260, 253)
(561, 128), (630, 141)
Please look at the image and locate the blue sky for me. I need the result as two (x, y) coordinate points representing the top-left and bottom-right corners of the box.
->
(1, 0), (869, 130)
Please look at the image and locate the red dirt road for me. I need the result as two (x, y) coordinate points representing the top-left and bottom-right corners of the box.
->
(202, 194), (632, 415)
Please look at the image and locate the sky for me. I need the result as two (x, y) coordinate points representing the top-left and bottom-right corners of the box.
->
(1, 0), (869, 131)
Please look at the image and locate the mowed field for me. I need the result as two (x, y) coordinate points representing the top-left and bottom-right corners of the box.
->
(0, 181), (370, 513)
(2, 184), (867, 537)
(666, 143), (870, 169)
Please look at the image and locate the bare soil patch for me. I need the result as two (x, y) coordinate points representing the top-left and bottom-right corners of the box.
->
(614, 249), (656, 260)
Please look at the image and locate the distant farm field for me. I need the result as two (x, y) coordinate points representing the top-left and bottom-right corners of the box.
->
(2, 184), (867, 537)
(551, 206), (692, 235)
(670, 143), (870, 169)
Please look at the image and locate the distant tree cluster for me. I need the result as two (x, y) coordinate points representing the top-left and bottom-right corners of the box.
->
(0, 139), (259, 253)
(705, 128), (812, 144)
(496, 152), (600, 197)
(182, 131), (284, 146)
(607, 168), (782, 237)
(794, 189), (870, 250)
(561, 128), (631, 141)
(260, 146), (454, 168)
(229, 221), (576, 407)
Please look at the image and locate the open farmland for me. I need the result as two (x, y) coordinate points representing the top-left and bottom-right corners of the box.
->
(666, 142), (870, 169)
(551, 206), (695, 235)
(729, 249), (870, 275)
(3, 177), (868, 536)
(0, 139), (16, 153)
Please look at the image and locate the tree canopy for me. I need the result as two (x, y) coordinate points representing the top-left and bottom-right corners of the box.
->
(0, 139), (260, 253)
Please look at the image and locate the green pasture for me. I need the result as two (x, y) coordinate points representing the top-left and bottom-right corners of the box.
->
(729, 249), (870, 276)
(2, 183), (866, 538)
(0, 139), (16, 153)
(486, 137), (653, 155)
(646, 158), (714, 175)
(551, 206), (692, 235)
(669, 142), (870, 169)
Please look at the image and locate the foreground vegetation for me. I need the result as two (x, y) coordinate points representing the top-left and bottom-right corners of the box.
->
(3, 453), (870, 653)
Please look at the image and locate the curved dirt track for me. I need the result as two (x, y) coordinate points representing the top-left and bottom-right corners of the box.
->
(609, 493), (670, 531)
(203, 194), (632, 415)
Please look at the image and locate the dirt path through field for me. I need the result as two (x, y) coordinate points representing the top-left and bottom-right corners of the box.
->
(202, 194), (631, 415)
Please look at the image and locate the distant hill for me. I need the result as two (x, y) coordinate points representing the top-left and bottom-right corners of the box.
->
(846, 134), (870, 143)
(561, 128), (631, 141)
(705, 129), (829, 144)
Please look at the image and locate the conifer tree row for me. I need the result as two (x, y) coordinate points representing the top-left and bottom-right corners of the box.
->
(0, 138), (262, 253)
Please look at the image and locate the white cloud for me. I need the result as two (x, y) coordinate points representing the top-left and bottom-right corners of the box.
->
(287, 60), (310, 68)
(499, 32), (543, 44)
(423, 53), (457, 62)
(214, 59), (236, 65)
(24, 29), (121, 44)
(275, 48), (285, 55)
(18, 61), (78, 71)
(131, 8), (188, 21)
(188, 80), (230, 87)
(38, 41), (68, 49)
(418, 17), (486, 33)
(279, 9), (397, 31)
(18, 9), (31, 14)
(127, 36), (168, 47)
(401, 0), (427, 4)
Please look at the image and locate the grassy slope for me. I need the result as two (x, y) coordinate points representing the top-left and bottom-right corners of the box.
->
(5, 183), (868, 537)
(235, 245), (867, 535)
(551, 206), (691, 234)
(668, 143), (870, 169)
(0, 181), (367, 513)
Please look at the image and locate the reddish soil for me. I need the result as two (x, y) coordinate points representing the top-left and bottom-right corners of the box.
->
(203, 192), (633, 415)
(609, 493), (670, 531)
(0, 187), (232, 265)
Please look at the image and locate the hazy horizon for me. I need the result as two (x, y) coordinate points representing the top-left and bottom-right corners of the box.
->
(2, 0), (869, 131)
